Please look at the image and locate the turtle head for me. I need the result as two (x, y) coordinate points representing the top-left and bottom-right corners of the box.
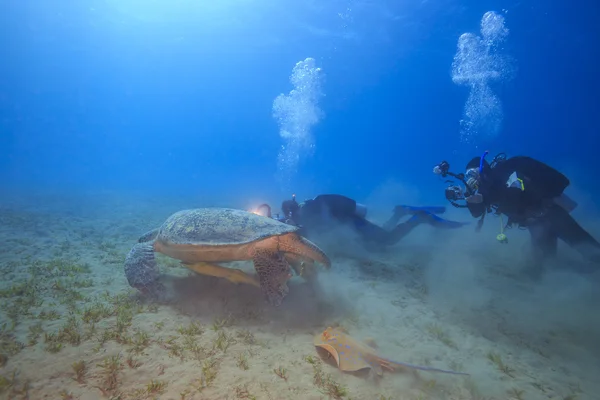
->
(138, 228), (160, 243)
(124, 242), (164, 299)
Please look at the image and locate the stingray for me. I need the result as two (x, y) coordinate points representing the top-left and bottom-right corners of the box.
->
(314, 327), (469, 376)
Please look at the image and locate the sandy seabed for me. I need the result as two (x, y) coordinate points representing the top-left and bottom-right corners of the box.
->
(0, 193), (599, 400)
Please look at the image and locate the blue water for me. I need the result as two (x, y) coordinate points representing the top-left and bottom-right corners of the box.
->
(1, 2), (600, 398)
(2, 0), (597, 205)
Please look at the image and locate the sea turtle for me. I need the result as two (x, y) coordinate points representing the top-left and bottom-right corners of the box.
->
(124, 208), (331, 306)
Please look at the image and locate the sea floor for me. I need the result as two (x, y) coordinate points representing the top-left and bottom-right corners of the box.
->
(0, 193), (598, 400)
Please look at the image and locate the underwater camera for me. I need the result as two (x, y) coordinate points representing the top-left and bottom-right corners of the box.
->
(445, 185), (466, 202)
(433, 160), (471, 208)
(433, 152), (508, 209)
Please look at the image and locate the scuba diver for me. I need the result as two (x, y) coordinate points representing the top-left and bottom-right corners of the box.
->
(433, 152), (600, 273)
(254, 194), (467, 249)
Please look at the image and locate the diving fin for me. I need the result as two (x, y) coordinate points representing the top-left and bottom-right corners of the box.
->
(408, 212), (469, 229)
(397, 205), (447, 215)
(384, 205), (448, 231)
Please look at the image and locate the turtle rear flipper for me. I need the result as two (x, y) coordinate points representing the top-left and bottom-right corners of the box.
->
(253, 249), (292, 307)
(124, 243), (163, 298)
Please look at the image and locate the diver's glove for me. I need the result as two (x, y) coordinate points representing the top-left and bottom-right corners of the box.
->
(465, 193), (483, 204)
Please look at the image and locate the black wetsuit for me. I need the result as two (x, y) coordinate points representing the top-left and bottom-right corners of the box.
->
(284, 194), (426, 247)
(466, 156), (600, 271)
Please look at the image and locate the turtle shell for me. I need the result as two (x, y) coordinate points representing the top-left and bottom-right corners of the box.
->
(156, 208), (298, 246)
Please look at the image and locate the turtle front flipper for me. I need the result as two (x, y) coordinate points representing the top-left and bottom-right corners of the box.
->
(252, 248), (293, 307)
(181, 261), (260, 288)
(124, 243), (164, 298)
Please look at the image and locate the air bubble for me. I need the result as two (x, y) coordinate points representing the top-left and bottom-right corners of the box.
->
(272, 58), (324, 190)
(451, 11), (514, 143)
